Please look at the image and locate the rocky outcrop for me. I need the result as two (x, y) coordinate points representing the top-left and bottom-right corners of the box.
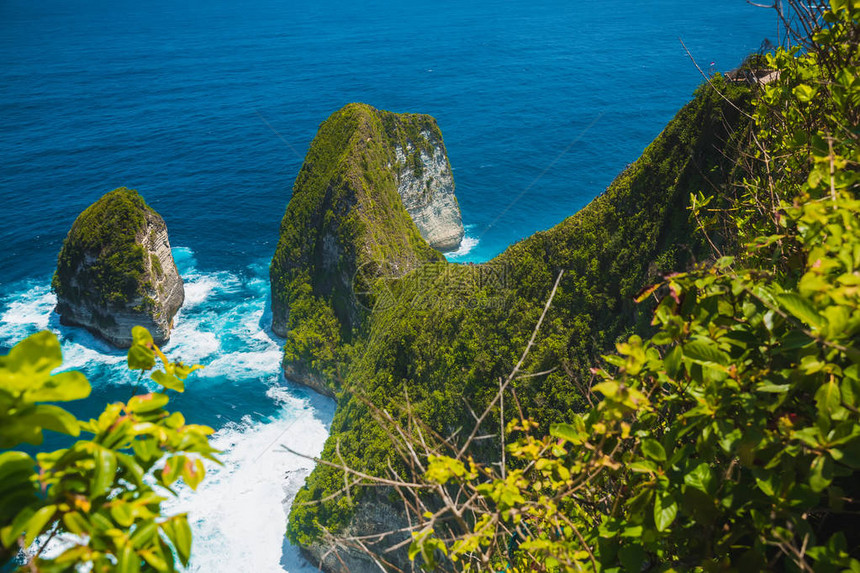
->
(299, 489), (410, 573)
(52, 187), (184, 347)
(394, 130), (464, 252)
(269, 104), (464, 394)
(283, 360), (335, 399)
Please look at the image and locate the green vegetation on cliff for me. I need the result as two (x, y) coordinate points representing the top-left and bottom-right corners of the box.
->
(285, 77), (756, 546)
(52, 187), (154, 307)
(269, 104), (446, 388)
(280, 2), (860, 570)
(403, 4), (860, 569)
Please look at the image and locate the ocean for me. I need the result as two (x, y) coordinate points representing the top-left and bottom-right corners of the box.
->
(1, 1), (773, 570)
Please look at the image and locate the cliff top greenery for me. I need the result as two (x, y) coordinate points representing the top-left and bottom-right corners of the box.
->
(52, 187), (158, 307)
(286, 2), (860, 570)
(286, 73), (755, 544)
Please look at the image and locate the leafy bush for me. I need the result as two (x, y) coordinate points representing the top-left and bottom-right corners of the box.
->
(0, 326), (215, 571)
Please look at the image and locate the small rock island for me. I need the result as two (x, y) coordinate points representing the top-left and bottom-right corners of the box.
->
(52, 187), (184, 347)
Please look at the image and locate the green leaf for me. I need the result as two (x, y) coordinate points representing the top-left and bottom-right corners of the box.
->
(26, 371), (91, 402)
(171, 362), (203, 380)
(182, 458), (205, 491)
(815, 378), (842, 418)
(776, 293), (824, 329)
(130, 521), (159, 549)
(664, 346), (682, 378)
(162, 516), (192, 567)
(140, 547), (170, 572)
(794, 427), (823, 448)
(151, 370), (184, 393)
(62, 512), (90, 536)
(780, 330), (814, 351)
(684, 463), (713, 494)
(6, 331), (63, 378)
(117, 542), (141, 573)
(0, 451), (36, 485)
(115, 452), (146, 487)
(550, 423), (585, 444)
(654, 492), (678, 532)
(683, 340), (728, 366)
(2, 508), (33, 547)
(755, 472), (777, 497)
(29, 404), (80, 437)
(756, 382), (790, 393)
(629, 461), (658, 474)
(0, 415), (43, 448)
(618, 541), (645, 572)
(24, 504), (56, 547)
(132, 326), (154, 347)
(162, 456), (186, 487)
(127, 392), (169, 414)
(635, 282), (662, 303)
(128, 343), (155, 371)
(809, 455), (833, 492)
(92, 447), (117, 498)
(793, 84), (818, 102)
(641, 438), (666, 462)
(110, 501), (136, 528)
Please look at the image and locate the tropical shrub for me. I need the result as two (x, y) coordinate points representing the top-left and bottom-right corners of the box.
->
(0, 326), (215, 572)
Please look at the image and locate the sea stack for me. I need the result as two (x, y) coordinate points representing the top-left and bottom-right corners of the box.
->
(269, 103), (464, 394)
(52, 187), (184, 347)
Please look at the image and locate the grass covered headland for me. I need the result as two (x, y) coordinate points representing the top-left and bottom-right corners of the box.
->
(269, 104), (448, 392)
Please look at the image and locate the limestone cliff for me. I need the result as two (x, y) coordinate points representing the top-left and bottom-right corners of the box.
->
(394, 129), (463, 251)
(52, 187), (184, 347)
(269, 103), (463, 394)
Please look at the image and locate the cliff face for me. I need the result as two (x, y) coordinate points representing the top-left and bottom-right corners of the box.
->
(285, 79), (755, 569)
(269, 103), (462, 394)
(52, 188), (184, 347)
(394, 129), (463, 252)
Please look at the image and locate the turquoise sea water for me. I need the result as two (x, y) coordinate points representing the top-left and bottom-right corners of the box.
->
(1, 1), (774, 570)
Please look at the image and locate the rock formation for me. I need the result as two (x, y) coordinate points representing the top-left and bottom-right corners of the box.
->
(269, 103), (463, 394)
(52, 187), (184, 347)
(285, 84), (757, 571)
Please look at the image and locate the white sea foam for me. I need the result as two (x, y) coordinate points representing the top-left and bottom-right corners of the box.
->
(183, 275), (221, 308)
(446, 234), (479, 259)
(0, 284), (55, 340)
(60, 341), (126, 371)
(163, 397), (333, 573)
(165, 322), (221, 363)
(0, 284), (126, 374)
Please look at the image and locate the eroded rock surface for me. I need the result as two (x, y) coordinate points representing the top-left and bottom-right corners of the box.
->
(53, 187), (184, 347)
(394, 129), (464, 252)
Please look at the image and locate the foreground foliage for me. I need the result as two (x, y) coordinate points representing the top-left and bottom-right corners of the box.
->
(0, 326), (215, 571)
(405, 2), (860, 570)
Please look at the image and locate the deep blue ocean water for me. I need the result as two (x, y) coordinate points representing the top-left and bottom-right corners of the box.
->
(1, 1), (774, 570)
